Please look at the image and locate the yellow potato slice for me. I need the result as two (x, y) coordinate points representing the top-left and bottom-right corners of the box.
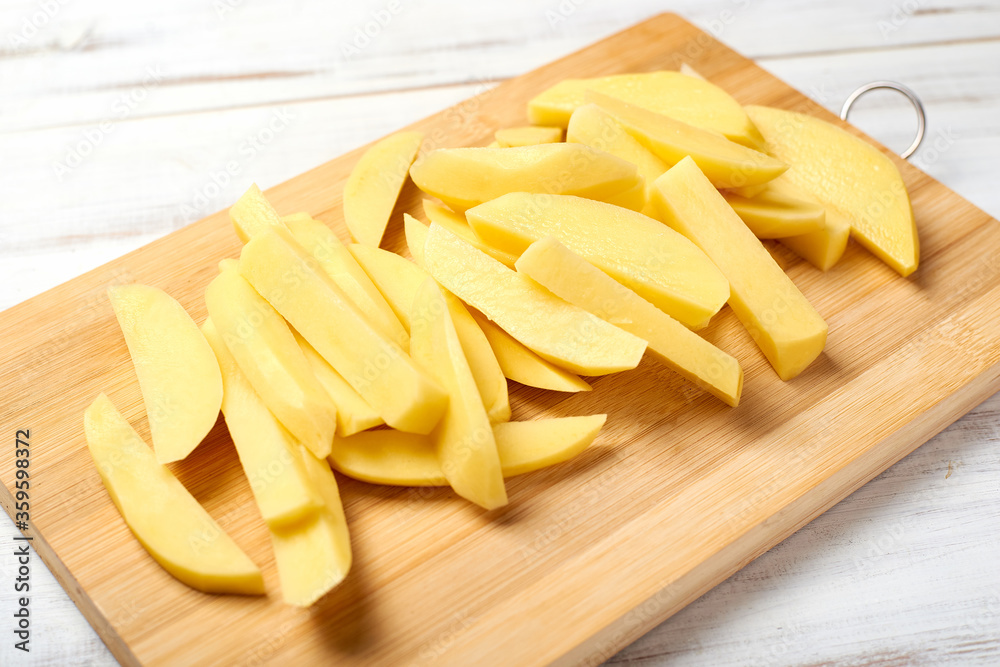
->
(343, 130), (424, 247)
(652, 158), (828, 381)
(466, 192), (729, 330)
(410, 278), (507, 510)
(84, 393), (264, 595)
(781, 207), (852, 271)
(471, 312), (592, 393)
(202, 319), (322, 528)
(421, 199), (518, 267)
(205, 266), (337, 459)
(588, 91), (787, 189)
(527, 71), (764, 148)
(239, 227), (447, 434)
(329, 415), (607, 485)
(230, 183), (286, 243)
(404, 213), (429, 266)
(283, 213), (408, 348)
(516, 237), (743, 407)
(269, 443), (352, 606)
(108, 283), (222, 464)
(423, 223), (647, 375)
(723, 188), (827, 239)
(495, 125), (563, 147)
(292, 331), (384, 436)
(348, 244), (510, 423)
(408, 143), (642, 212)
(567, 103), (669, 216)
(746, 104), (918, 276)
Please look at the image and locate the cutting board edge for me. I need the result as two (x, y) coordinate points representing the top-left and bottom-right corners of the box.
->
(552, 358), (1000, 666)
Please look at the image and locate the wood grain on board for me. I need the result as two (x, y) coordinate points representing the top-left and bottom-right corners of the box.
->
(1, 12), (999, 667)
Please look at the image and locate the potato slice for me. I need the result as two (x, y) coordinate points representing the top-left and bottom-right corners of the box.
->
(495, 125), (563, 147)
(410, 278), (507, 510)
(723, 188), (827, 239)
(343, 130), (424, 247)
(652, 158), (828, 380)
(745, 178), (850, 270)
(293, 331), (384, 436)
(466, 192), (729, 330)
(588, 91), (787, 189)
(516, 237), (743, 407)
(108, 283), (222, 464)
(567, 103), (669, 216)
(84, 393), (264, 595)
(283, 213), (408, 348)
(348, 244), (510, 423)
(239, 227), (447, 434)
(269, 443), (352, 606)
(329, 415), (606, 486)
(424, 223), (647, 375)
(202, 319), (323, 528)
(230, 183), (286, 243)
(204, 267), (337, 459)
(470, 312), (592, 393)
(408, 144), (642, 212)
(527, 71), (764, 148)
(746, 105), (919, 276)
(404, 213), (429, 266)
(421, 199), (518, 267)
(781, 207), (852, 271)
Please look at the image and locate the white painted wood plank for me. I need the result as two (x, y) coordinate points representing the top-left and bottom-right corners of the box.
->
(2, 0), (998, 132)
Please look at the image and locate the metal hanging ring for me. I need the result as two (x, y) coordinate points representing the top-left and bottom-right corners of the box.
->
(840, 81), (926, 159)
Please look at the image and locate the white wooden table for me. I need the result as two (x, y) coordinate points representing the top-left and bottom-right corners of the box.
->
(1, 1), (998, 664)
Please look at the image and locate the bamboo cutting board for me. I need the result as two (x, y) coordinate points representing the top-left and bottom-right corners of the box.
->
(2, 12), (999, 666)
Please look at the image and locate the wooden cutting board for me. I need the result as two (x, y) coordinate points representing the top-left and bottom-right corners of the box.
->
(2, 12), (999, 666)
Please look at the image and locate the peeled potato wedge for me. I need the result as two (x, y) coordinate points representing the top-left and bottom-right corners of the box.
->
(516, 237), (743, 407)
(329, 415), (607, 486)
(348, 244), (510, 423)
(421, 199), (518, 268)
(408, 143), (643, 212)
(424, 223), (647, 376)
(723, 188), (827, 239)
(652, 158), (828, 381)
(108, 283), (223, 464)
(202, 319), (323, 529)
(343, 130), (424, 247)
(527, 71), (764, 148)
(746, 104), (918, 276)
(284, 213), (408, 348)
(467, 192), (730, 330)
(230, 183), (286, 243)
(84, 393), (264, 595)
(471, 312), (592, 393)
(410, 278), (507, 510)
(205, 266), (337, 459)
(293, 331), (385, 437)
(751, 178), (851, 270)
(268, 443), (352, 606)
(588, 91), (787, 190)
(567, 103), (669, 216)
(495, 125), (562, 147)
(239, 226), (448, 435)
